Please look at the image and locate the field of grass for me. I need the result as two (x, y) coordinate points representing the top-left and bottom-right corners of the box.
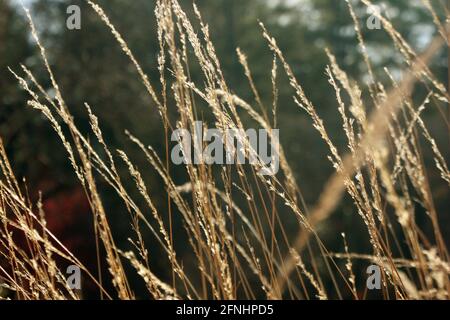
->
(0, 0), (449, 300)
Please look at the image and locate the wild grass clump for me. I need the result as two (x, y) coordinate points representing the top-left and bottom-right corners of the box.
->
(0, 0), (449, 300)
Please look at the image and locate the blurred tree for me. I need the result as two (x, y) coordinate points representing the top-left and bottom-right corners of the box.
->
(0, 0), (36, 176)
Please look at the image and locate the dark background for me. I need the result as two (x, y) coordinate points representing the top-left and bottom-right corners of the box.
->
(0, 0), (448, 298)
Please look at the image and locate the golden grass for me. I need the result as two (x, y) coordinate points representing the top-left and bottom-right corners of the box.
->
(0, 0), (449, 300)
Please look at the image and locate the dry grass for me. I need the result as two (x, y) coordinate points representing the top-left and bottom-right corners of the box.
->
(0, 0), (449, 300)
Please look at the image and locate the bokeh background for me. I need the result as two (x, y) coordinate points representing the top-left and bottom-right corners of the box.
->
(1, 0), (448, 298)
